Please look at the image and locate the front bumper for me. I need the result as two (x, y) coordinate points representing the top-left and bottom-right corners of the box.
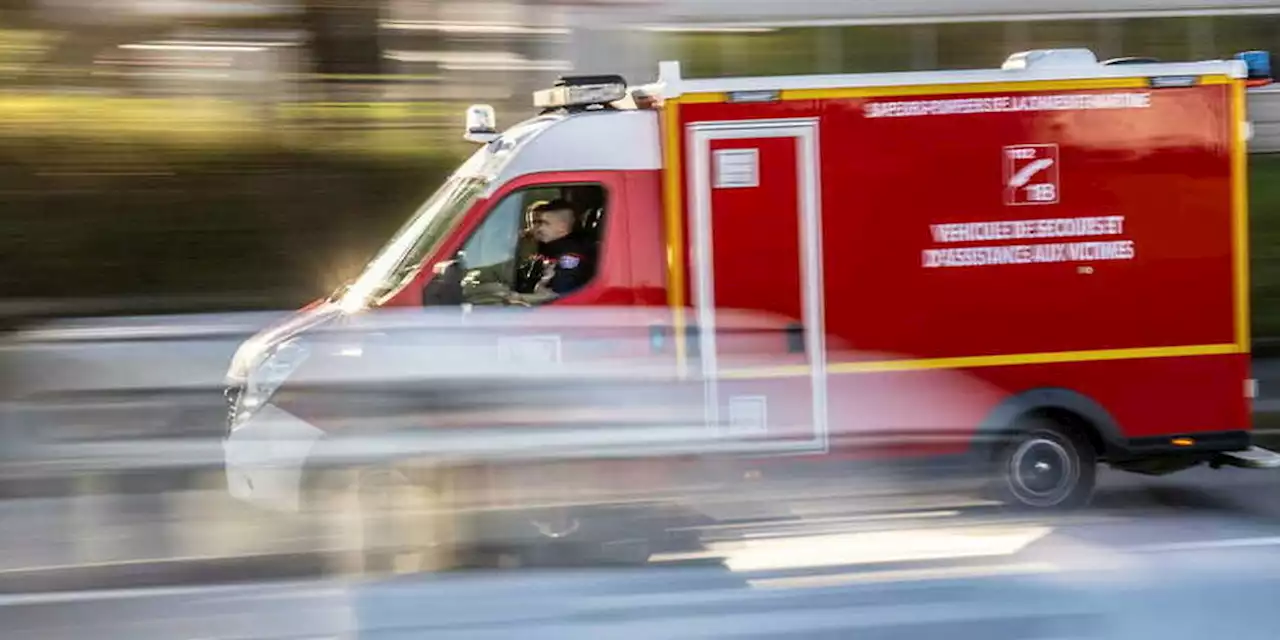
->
(223, 402), (326, 513)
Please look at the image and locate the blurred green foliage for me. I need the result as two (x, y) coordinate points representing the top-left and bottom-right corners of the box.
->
(1251, 154), (1280, 339)
(0, 135), (463, 312)
(5, 10), (1280, 331)
(663, 15), (1280, 78)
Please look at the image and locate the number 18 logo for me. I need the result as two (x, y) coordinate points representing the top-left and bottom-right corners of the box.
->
(1004, 144), (1060, 206)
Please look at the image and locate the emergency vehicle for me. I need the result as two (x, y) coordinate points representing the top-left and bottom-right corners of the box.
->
(224, 47), (1280, 572)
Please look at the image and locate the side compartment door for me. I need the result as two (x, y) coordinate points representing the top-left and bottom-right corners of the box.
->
(686, 118), (828, 454)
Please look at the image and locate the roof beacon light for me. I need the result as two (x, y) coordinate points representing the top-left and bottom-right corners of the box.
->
(463, 104), (499, 144)
(533, 74), (628, 110)
(1237, 50), (1273, 87)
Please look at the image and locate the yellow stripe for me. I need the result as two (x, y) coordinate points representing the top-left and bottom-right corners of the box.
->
(662, 99), (689, 378)
(680, 74), (1233, 105)
(1230, 79), (1252, 352)
(680, 92), (729, 104)
(1199, 75), (1235, 86)
(719, 343), (1242, 379)
(784, 77), (1150, 101)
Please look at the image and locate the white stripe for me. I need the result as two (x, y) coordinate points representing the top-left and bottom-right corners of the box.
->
(747, 561), (1059, 589)
(799, 121), (830, 454)
(1134, 536), (1280, 553)
(715, 525), (1053, 572)
(0, 581), (338, 606)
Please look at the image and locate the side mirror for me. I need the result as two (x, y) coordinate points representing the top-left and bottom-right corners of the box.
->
(421, 255), (467, 307)
(464, 104), (500, 144)
(1238, 50), (1273, 87)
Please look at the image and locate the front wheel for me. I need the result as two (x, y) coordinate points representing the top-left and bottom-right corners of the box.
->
(994, 422), (1096, 510)
(308, 464), (461, 579)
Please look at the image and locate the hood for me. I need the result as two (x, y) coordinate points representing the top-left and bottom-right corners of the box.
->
(225, 298), (345, 385)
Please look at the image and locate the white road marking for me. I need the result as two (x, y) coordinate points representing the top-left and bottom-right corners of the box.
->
(0, 581), (343, 607)
(717, 525), (1053, 573)
(747, 561), (1060, 589)
(737, 510), (962, 539)
(674, 509), (962, 534)
(0, 583), (249, 606)
(1133, 536), (1280, 553)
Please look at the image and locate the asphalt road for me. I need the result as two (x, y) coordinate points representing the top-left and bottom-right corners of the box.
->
(3, 330), (1279, 638)
(4, 464), (1280, 640)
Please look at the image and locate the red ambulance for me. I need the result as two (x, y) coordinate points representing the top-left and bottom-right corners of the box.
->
(224, 47), (1280, 570)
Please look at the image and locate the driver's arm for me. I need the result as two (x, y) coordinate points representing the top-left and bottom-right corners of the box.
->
(462, 257), (535, 306)
(465, 258), (518, 287)
(505, 289), (558, 306)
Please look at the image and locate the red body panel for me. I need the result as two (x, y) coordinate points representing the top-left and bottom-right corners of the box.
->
(705, 136), (817, 442)
(673, 81), (1248, 451)
(680, 86), (1235, 357)
(330, 79), (1248, 463)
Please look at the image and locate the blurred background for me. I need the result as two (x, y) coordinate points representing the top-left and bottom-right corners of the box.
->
(1, 0), (1279, 321)
(4, 1), (1280, 637)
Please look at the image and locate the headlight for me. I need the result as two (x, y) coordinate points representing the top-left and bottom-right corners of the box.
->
(228, 338), (309, 430)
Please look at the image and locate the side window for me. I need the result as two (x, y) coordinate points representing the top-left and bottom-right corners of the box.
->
(459, 191), (525, 276)
(457, 183), (609, 305)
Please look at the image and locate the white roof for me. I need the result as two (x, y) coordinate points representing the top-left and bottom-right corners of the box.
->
(654, 48), (1248, 99)
(456, 109), (662, 193)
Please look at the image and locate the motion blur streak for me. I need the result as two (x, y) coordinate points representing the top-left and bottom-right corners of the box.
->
(6, 1), (1280, 638)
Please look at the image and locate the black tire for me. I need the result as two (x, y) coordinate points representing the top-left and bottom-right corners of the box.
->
(993, 420), (1097, 510)
(487, 505), (655, 569)
(304, 464), (460, 578)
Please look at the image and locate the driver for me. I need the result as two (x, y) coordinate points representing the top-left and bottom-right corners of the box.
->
(464, 199), (597, 306)
(511, 199), (597, 303)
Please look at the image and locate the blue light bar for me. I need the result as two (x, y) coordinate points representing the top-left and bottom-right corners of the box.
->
(1236, 50), (1272, 81)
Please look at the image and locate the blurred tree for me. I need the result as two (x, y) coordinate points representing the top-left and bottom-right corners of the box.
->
(0, 0), (170, 90)
(303, 0), (384, 102)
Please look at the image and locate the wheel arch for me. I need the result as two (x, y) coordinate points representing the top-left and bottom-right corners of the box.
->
(975, 387), (1122, 460)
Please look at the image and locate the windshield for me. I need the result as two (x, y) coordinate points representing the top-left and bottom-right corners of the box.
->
(341, 174), (487, 310)
(337, 114), (561, 311)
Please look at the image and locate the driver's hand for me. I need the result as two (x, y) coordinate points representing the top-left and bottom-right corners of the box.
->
(503, 291), (533, 307)
(463, 281), (513, 305)
(461, 269), (487, 288)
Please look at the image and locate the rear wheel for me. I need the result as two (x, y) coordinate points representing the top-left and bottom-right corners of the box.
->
(994, 420), (1096, 510)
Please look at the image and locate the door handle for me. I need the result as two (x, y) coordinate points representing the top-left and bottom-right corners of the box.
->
(785, 323), (805, 354)
(648, 323), (700, 355)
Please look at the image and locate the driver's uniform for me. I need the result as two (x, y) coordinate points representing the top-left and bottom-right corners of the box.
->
(516, 232), (597, 298)
(463, 232), (597, 305)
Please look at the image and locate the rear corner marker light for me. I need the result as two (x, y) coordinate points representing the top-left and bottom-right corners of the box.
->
(727, 89), (780, 103)
(1237, 50), (1272, 84)
(1172, 437), (1195, 447)
(1148, 75), (1197, 88)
